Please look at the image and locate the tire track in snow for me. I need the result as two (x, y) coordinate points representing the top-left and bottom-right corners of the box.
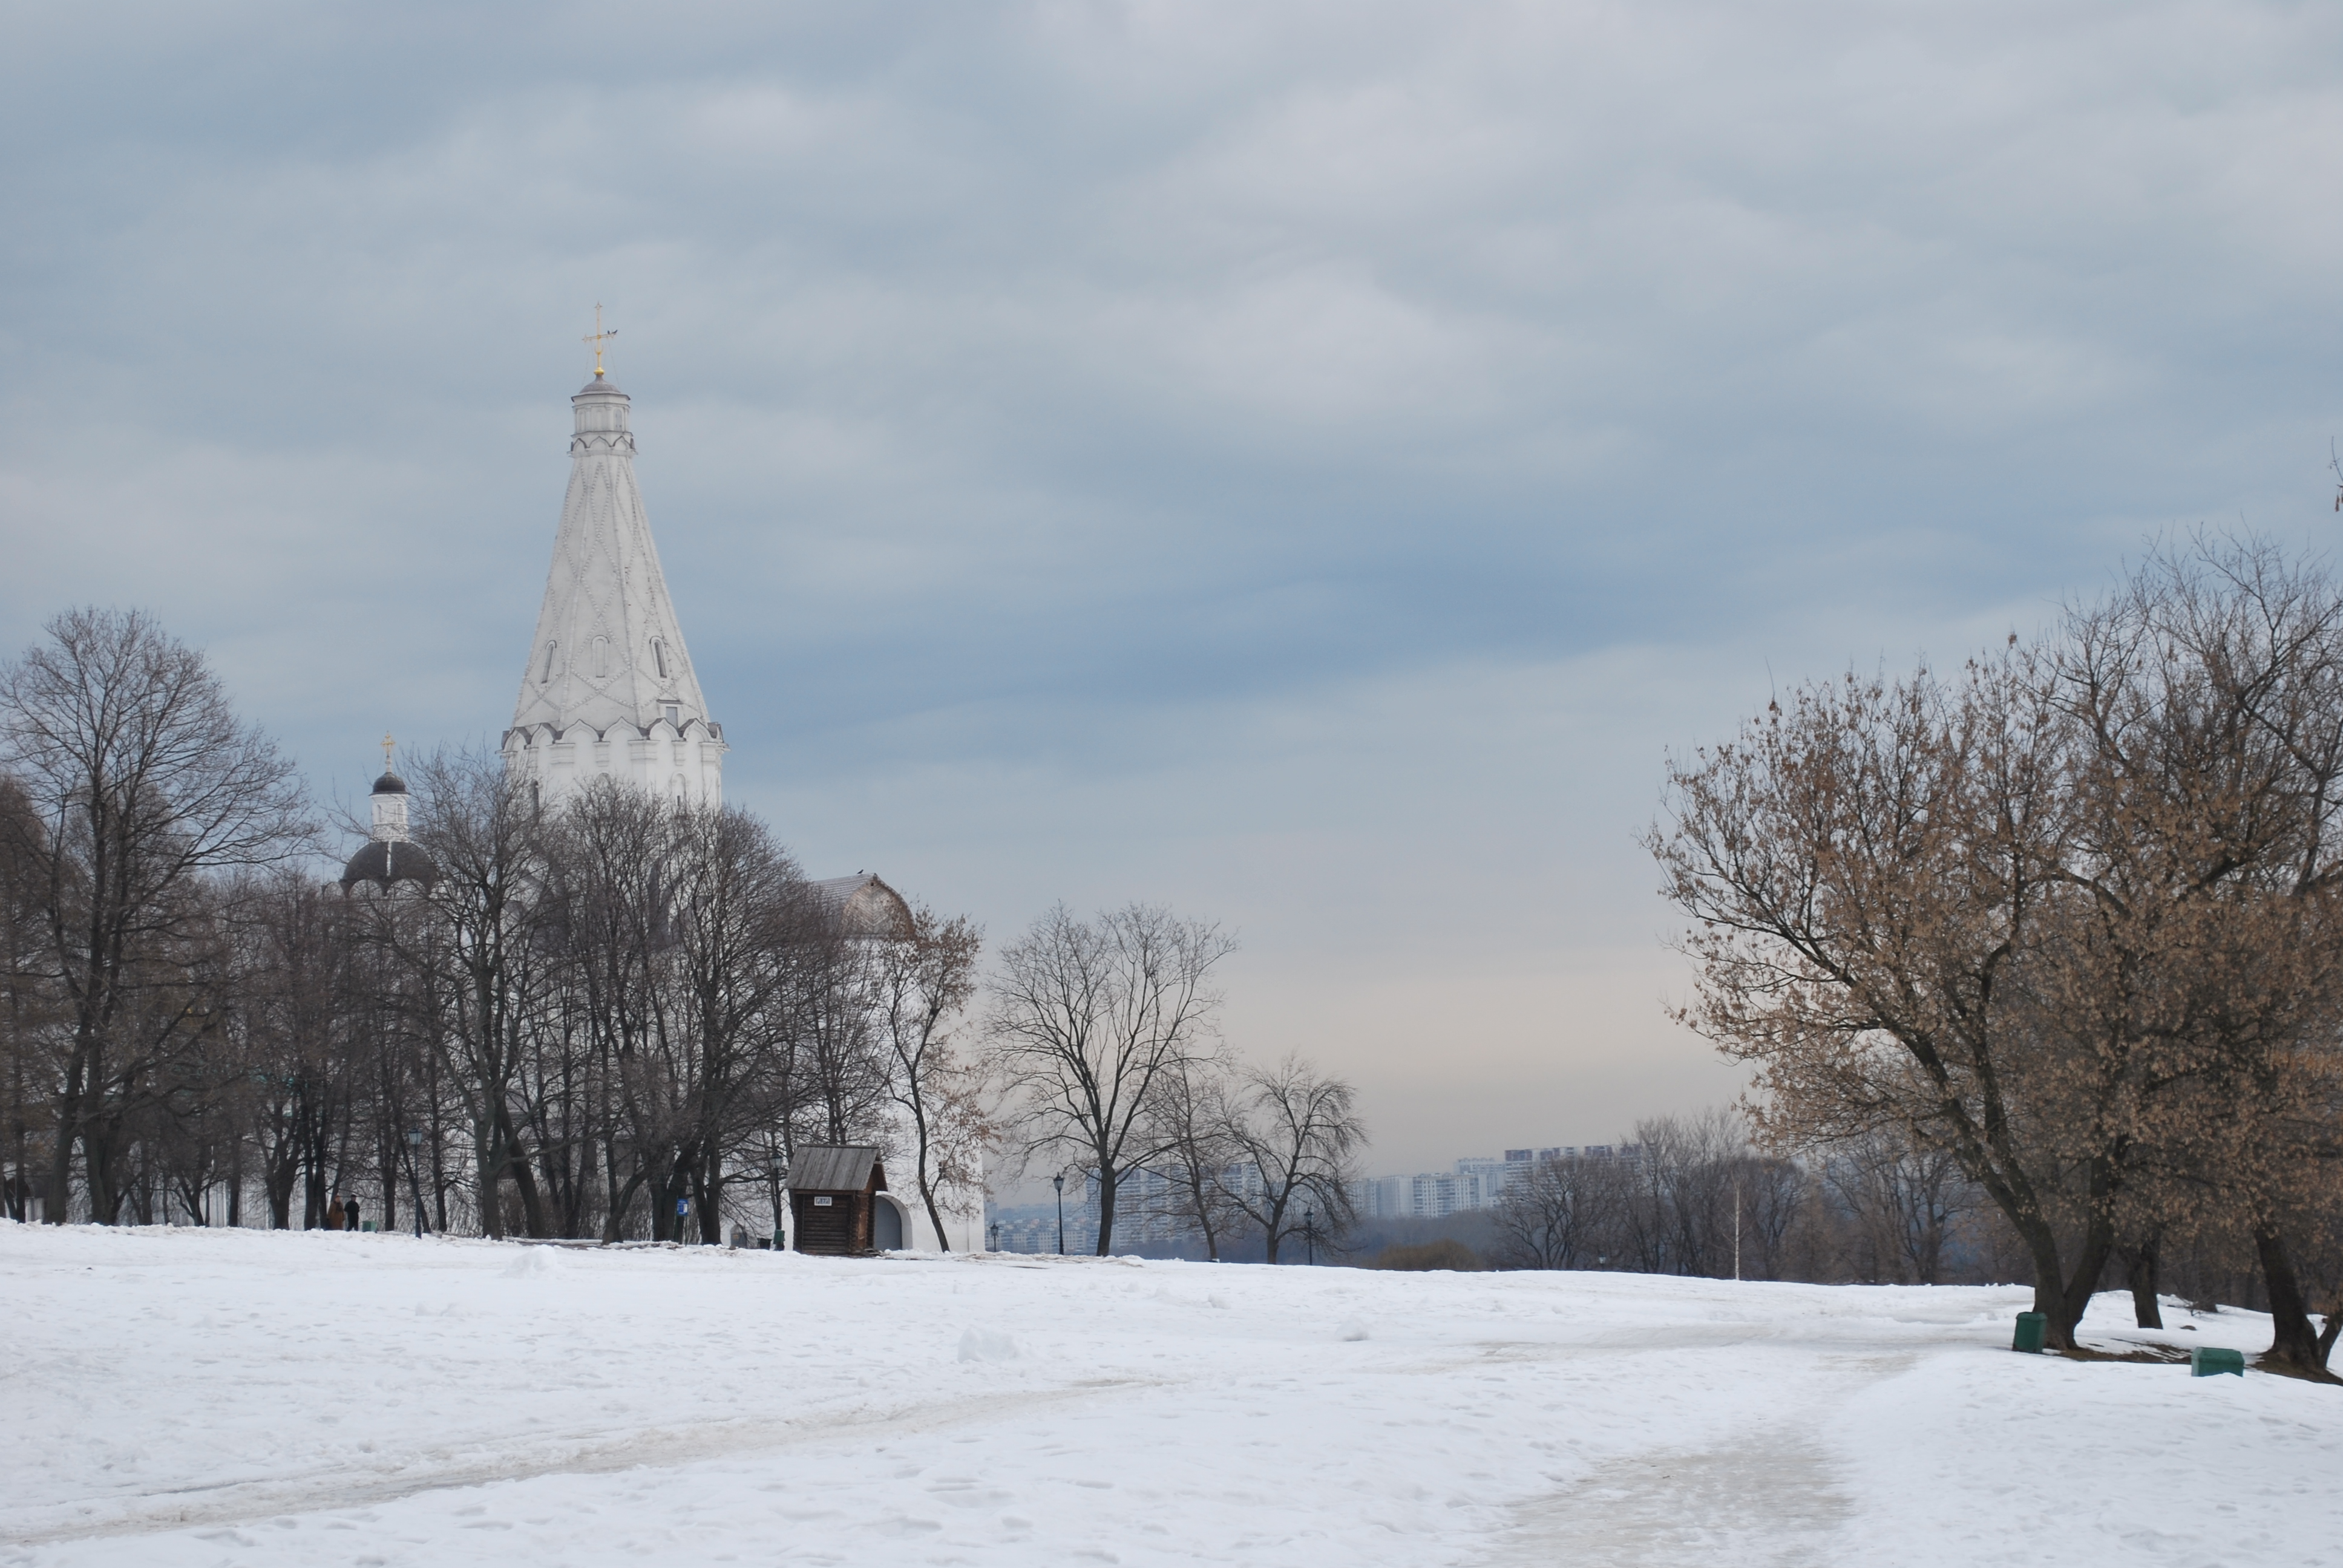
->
(1477, 1351), (1911, 1567)
(1, 1378), (1159, 1548)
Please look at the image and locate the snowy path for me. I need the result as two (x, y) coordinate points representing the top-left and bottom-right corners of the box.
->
(2, 1224), (2336, 1567)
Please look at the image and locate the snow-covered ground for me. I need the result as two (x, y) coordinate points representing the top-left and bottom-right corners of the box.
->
(2, 1223), (2335, 1567)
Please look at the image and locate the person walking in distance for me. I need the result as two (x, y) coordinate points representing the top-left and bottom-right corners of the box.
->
(345, 1197), (362, 1232)
(325, 1195), (345, 1232)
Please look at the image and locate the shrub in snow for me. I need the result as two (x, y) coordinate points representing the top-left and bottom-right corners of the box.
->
(1368, 1240), (1485, 1272)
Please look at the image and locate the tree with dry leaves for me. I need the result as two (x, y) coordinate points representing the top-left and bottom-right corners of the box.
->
(1653, 535), (2343, 1367)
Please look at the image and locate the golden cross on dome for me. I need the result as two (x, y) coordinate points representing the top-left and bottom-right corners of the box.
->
(381, 732), (396, 772)
(582, 303), (618, 377)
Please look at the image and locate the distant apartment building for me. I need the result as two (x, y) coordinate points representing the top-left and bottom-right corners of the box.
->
(1355, 1143), (1643, 1219)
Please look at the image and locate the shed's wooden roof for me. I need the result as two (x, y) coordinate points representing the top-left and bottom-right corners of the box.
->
(789, 1145), (883, 1193)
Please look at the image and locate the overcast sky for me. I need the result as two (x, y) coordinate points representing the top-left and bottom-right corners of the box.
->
(7, 1), (2342, 1174)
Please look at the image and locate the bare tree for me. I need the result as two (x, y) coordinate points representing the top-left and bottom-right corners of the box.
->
(0, 776), (57, 1221)
(791, 923), (892, 1152)
(874, 905), (987, 1249)
(1142, 1052), (1245, 1259)
(1492, 1151), (1631, 1270)
(987, 903), (1233, 1254)
(1627, 1110), (1749, 1278)
(402, 746), (559, 1239)
(666, 803), (809, 1244)
(1224, 1053), (1364, 1264)
(0, 608), (310, 1223)
(1821, 1129), (1976, 1285)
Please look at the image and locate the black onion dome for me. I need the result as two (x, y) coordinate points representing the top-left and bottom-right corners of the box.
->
(339, 840), (439, 894)
(576, 376), (627, 396)
(372, 771), (408, 795)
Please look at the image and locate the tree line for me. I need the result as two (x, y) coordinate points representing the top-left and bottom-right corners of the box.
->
(0, 607), (988, 1241)
(1473, 1109), (2016, 1287)
(984, 901), (1366, 1261)
(0, 606), (1365, 1259)
(1650, 535), (2343, 1374)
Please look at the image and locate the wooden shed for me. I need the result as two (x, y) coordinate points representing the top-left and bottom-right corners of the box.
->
(788, 1146), (888, 1255)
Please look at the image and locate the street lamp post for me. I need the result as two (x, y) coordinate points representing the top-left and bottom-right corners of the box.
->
(988, 1221), (1001, 1253)
(1053, 1172), (1066, 1255)
(403, 1128), (425, 1240)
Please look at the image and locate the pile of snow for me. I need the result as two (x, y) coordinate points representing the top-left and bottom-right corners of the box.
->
(956, 1326), (1020, 1363)
(3, 1221), (2338, 1567)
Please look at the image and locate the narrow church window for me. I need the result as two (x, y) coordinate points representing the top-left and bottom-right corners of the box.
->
(651, 639), (669, 680)
(540, 641), (559, 684)
(593, 636), (610, 678)
(663, 704), (680, 730)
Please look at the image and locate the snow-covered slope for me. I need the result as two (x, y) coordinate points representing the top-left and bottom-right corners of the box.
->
(2, 1223), (2334, 1567)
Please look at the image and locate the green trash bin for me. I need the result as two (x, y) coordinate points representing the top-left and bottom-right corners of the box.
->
(2012, 1312), (2046, 1353)
(2191, 1346), (2245, 1377)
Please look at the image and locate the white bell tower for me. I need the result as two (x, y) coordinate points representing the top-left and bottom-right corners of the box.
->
(503, 314), (727, 808)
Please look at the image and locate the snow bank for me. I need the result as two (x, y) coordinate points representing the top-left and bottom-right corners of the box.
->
(1, 1221), (2335, 1567)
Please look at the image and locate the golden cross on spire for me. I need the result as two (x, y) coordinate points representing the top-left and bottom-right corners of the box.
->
(381, 732), (396, 773)
(582, 303), (618, 378)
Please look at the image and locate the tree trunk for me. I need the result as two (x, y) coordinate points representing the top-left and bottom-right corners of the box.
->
(1093, 1163), (1115, 1255)
(474, 1127), (503, 1239)
(2119, 1240), (2163, 1330)
(485, 1103), (547, 1238)
(266, 1155), (296, 1228)
(917, 1167), (951, 1254)
(2019, 1212), (2111, 1352)
(1261, 1195), (1288, 1265)
(2254, 1229), (2328, 1374)
(47, 1053), (83, 1223)
(694, 1150), (723, 1245)
(508, 1146), (549, 1239)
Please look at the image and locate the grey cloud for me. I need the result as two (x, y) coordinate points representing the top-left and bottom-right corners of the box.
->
(7, 0), (2342, 1168)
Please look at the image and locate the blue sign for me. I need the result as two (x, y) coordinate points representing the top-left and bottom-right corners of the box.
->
(676, 1198), (690, 1217)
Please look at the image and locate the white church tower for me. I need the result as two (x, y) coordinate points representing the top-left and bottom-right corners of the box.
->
(503, 331), (726, 808)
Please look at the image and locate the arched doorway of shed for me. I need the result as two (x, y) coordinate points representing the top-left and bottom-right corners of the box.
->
(873, 1193), (907, 1251)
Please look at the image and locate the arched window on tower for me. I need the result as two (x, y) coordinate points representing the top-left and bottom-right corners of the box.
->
(540, 641), (559, 684)
(651, 638), (670, 681)
(593, 636), (610, 678)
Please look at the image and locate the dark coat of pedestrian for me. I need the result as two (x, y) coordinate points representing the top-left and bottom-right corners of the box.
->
(344, 1198), (362, 1231)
